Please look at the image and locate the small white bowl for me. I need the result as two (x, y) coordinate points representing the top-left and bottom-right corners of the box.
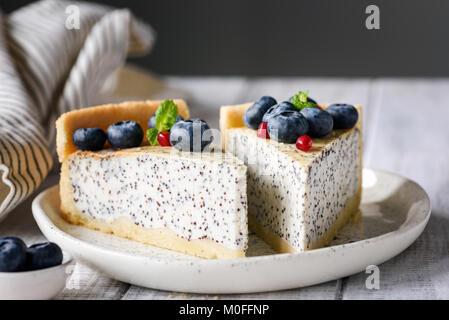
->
(0, 252), (73, 300)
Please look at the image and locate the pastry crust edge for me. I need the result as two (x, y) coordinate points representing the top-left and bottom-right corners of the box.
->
(56, 99), (190, 163)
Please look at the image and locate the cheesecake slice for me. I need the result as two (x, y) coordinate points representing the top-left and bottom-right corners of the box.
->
(220, 103), (362, 252)
(57, 101), (248, 259)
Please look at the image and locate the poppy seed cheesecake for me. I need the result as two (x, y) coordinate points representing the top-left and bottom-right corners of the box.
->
(57, 100), (248, 259)
(220, 102), (362, 253)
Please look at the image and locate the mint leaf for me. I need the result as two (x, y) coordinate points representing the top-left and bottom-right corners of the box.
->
(290, 91), (317, 110)
(155, 100), (179, 132)
(146, 128), (159, 146)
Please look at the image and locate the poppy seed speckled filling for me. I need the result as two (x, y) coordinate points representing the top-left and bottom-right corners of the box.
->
(228, 128), (361, 251)
(68, 150), (248, 251)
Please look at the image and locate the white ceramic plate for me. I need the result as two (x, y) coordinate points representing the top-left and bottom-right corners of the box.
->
(31, 169), (430, 294)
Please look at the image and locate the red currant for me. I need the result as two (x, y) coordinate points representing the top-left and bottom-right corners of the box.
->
(257, 122), (270, 139)
(157, 131), (171, 146)
(296, 135), (312, 151)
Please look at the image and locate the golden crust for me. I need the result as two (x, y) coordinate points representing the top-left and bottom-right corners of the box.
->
(219, 102), (252, 149)
(56, 99), (190, 163)
(60, 160), (244, 259)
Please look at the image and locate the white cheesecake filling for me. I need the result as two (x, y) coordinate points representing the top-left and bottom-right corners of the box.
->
(68, 149), (248, 251)
(228, 128), (360, 251)
(304, 131), (361, 247)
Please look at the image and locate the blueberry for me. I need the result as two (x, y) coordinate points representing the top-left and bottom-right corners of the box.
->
(169, 119), (213, 152)
(107, 121), (143, 149)
(259, 96), (277, 106)
(267, 111), (309, 143)
(300, 108), (333, 138)
(326, 104), (359, 129)
(0, 237), (27, 272)
(262, 101), (297, 123)
(72, 128), (107, 151)
(148, 114), (184, 129)
(243, 96), (277, 129)
(25, 242), (63, 271)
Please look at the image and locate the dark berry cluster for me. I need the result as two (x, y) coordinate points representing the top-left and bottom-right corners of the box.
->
(0, 237), (63, 272)
(243, 93), (359, 151)
(72, 102), (212, 152)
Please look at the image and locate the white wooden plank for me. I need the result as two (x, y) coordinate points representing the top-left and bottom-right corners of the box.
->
(55, 262), (129, 300)
(341, 79), (449, 299)
(121, 281), (340, 300)
(122, 287), (218, 300)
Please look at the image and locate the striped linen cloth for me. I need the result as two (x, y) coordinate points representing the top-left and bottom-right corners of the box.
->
(0, 0), (154, 221)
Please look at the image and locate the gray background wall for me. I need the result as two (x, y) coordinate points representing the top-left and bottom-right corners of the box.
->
(3, 0), (448, 76)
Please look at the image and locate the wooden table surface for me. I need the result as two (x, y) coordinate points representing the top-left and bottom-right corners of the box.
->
(1, 76), (448, 299)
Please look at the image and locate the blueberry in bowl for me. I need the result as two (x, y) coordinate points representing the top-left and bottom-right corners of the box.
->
(300, 108), (334, 138)
(0, 237), (27, 272)
(262, 101), (297, 123)
(72, 128), (107, 151)
(326, 104), (359, 129)
(267, 111), (309, 143)
(169, 119), (213, 152)
(25, 242), (63, 271)
(243, 96), (277, 129)
(107, 120), (144, 149)
(0, 237), (64, 272)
